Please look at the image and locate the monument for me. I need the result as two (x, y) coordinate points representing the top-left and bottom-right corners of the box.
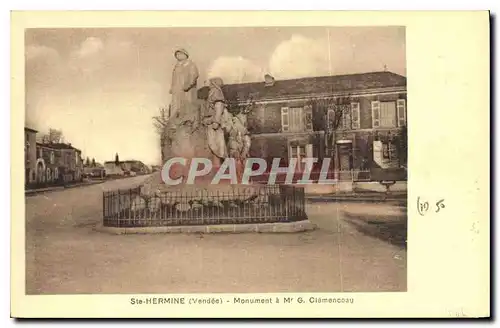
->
(140, 48), (259, 204)
(101, 48), (309, 230)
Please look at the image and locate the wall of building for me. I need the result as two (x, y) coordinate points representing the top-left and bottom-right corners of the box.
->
(245, 91), (407, 174)
(335, 128), (406, 170)
(249, 132), (325, 168)
(25, 131), (37, 172)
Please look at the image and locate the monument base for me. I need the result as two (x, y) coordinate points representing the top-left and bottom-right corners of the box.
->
(97, 219), (316, 234)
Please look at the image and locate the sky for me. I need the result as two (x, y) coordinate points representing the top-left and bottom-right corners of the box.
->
(25, 26), (406, 165)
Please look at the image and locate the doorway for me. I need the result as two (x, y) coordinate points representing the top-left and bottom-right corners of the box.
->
(336, 141), (353, 180)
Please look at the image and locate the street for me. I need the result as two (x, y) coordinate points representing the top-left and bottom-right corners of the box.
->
(25, 175), (407, 294)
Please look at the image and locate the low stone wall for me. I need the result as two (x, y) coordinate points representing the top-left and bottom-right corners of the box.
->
(96, 219), (316, 235)
(303, 181), (407, 195)
(353, 181), (407, 193)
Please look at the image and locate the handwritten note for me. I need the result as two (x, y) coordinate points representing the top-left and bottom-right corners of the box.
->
(417, 197), (446, 216)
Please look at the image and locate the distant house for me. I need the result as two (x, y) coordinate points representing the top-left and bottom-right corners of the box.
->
(104, 161), (125, 176)
(83, 162), (106, 179)
(35, 142), (83, 184)
(123, 160), (150, 174)
(25, 126), (84, 188)
(103, 159), (150, 176)
(220, 71), (407, 181)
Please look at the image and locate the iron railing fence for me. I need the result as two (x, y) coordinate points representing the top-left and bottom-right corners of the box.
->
(103, 185), (307, 228)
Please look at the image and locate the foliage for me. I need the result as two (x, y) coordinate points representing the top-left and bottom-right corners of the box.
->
(42, 128), (64, 143)
(225, 93), (257, 116)
(152, 106), (170, 135)
(307, 94), (352, 152)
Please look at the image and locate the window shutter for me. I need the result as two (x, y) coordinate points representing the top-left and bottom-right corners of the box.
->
(281, 107), (289, 132)
(351, 102), (360, 129)
(371, 101), (380, 128)
(304, 105), (313, 131)
(397, 99), (406, 127)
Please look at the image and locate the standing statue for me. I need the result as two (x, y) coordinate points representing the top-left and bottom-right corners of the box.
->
(202, 77), (228, 169)
(165, 48), (200, 180)
(227, 111), (251, 183)
(169, 48), (199, 121)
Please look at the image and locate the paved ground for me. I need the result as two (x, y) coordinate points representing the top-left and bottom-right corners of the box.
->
(25, 176), (407, 294)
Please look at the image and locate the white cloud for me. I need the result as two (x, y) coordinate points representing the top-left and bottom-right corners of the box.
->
(207, 56), (264, 84)
(206, 34), (338, 84)
(74, 37), (104, 58)
(268, 34), (332, 79)
(69, 37), (136, 77)
(25, 44), (59, 62)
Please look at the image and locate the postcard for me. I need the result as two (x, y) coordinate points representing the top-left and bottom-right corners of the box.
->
(11, 10), (490, 318)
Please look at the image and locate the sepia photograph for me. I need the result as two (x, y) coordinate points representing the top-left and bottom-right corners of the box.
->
(11, 10), (489, 318)
(24, 26), (407, 295)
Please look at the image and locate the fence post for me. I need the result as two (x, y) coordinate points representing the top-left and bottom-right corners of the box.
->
(117, 190), (121, 227)
(102, 192), (105, 220)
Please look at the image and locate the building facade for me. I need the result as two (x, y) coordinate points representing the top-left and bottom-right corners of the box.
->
(35, 142), (83, 184)
(222, 71), (407, 181)
(24, 127), (38, 184)
(25, 127), (85, 188)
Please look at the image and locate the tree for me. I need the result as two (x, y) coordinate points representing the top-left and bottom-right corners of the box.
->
(91, 158), (96, 167)
(42, 128), (63, 143)
(85, 157), (90, 167)
(115, 153), (120, 165)
(225, 92), (257, 133)
(225, 93), (257, 116)
(307, 94), (352, 176)
(152, 106), (170, 163)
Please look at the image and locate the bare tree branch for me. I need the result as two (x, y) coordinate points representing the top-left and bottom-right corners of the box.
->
(152, 106), (170, 135)
(42, 128), (64, 143)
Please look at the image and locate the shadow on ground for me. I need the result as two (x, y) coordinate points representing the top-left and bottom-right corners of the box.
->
(342, 208), (407, 249)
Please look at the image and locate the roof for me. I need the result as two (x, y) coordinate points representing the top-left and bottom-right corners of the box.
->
(220, 71), (407, 102)
(36, 142), (81, 151)
(24, 127), (38, 133)
(104, 160), (145, 165)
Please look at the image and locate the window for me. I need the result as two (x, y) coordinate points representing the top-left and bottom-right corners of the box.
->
(281, 106), (313, 133)
(351, 102), (360, 129)
(371, 101), (399, 128)
(289, 144), (313, 171)
(50, 151), (55, 164)
(380, 102), (397, 127)
(38, 148), (43, 158)
(374, 140), (400, 169)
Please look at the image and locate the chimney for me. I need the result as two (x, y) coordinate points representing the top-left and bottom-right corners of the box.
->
(264, 74), (275, 87)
